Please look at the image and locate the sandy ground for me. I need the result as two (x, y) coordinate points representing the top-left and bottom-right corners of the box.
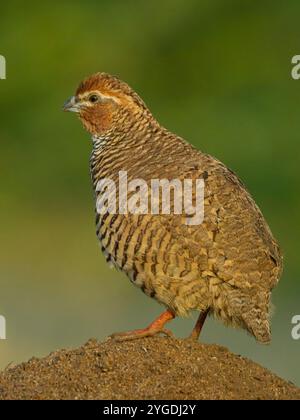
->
(0, 337), (299, 400)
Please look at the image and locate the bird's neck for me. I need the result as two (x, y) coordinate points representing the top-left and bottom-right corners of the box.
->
(90, 116), (166, 188)
(89, 108), (200, 194)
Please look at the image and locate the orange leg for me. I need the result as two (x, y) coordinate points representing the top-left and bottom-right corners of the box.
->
(110, 309), (175, 341)
(189, 309), (209, 340)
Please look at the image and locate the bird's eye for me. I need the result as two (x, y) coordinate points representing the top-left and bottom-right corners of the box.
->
(88, 94), (99, 104)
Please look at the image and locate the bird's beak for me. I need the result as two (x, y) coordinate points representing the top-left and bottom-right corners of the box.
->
(63, 96), (80, 113)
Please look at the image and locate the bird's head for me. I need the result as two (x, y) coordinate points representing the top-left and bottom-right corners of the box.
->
(63, 72), (148, 137)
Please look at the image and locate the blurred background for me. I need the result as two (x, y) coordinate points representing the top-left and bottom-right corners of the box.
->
(1, 0), (300, 386)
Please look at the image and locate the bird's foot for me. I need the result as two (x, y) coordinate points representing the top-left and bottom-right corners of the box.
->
(109, 327), (174, 342)
(108, 309), (175, 342)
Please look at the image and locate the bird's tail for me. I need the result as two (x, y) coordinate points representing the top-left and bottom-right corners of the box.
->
(242, 293), (272, 344)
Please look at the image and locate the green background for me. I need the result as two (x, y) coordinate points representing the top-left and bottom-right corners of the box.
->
(1, 0), (300, 386)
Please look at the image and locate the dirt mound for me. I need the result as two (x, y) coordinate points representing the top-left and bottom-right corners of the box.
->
(0, 337), (299, 400)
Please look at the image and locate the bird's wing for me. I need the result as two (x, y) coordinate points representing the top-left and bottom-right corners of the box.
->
(113, 160), (282, 291)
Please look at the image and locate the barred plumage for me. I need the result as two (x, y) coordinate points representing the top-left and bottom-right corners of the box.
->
(64, 73), (283, 343)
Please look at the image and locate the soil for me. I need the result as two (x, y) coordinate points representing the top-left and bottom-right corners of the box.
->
(0, 337), (299, 400)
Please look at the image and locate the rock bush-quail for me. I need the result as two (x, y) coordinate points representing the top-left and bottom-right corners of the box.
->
(64, 73), (282, 343)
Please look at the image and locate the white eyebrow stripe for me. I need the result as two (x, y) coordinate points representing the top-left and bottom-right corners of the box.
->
(100, 93), (121, 104)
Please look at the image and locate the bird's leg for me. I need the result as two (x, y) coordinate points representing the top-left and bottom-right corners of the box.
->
(110, 309), (175, 341)
(189, 309), (209, 340)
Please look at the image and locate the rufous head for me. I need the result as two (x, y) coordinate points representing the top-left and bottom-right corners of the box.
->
(63, 73), (148, 136)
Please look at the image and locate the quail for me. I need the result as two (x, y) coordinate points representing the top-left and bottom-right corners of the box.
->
(64, 73), (282, 343)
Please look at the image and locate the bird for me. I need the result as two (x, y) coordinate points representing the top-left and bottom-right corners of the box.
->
(64, 72), (283, 343)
